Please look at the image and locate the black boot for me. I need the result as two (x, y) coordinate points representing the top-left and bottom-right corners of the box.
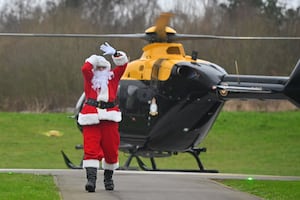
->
(85, 167), (97, 192)
(104, 170), (114, 190)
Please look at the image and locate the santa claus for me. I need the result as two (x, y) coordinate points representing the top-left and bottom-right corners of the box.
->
(77, 42), (128, 192)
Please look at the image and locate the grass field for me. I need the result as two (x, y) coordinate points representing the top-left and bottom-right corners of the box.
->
(217, 179), (300, 200)
(202, 111), (300, 176)
(0, 111), (299, 199)
(0, 173), (60, 200)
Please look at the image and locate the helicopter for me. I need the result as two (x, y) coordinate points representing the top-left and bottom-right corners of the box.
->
(2, 13), (300, 172)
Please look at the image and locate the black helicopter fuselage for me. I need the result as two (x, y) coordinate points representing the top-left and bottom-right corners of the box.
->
(118, 42), (227, 153)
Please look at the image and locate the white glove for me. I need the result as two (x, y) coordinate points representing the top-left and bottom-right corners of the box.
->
(100, 42), (116, 55)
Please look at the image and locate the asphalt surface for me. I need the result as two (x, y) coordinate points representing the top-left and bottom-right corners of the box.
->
(1, 169), (300, 200)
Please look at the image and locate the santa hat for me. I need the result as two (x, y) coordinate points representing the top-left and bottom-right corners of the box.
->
(85, 55), (111, 70)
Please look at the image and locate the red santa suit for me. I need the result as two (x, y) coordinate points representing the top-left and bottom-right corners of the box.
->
(78, 52), (128, 170)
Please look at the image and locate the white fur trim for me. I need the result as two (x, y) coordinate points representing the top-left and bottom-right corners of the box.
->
(83, 159), (100, 168)
(112, 51), (128, 66)
(97, 108), (122, 122)
(102, 159), (119, 170)
(77, 113), (100, 125)
(97, 56), (111, 70)
(85, 55), (111, 70)
(97, 87), (109, 102)
(85, 55), (98, 68)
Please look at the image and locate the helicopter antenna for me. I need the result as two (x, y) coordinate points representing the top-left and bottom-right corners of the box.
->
(235, 60), (240, 84)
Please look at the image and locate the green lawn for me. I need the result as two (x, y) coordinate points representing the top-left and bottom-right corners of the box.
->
(0, 112), (82, 169)
(0, 111), (299, 199)
(0, 173), (60, 200)
(201, 111), (300, 176)
(218, 179), (300, 200)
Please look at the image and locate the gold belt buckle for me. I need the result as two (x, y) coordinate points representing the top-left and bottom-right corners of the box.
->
(97, 101), (102, 108)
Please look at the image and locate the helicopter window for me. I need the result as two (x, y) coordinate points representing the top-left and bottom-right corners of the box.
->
(166, 47), (180, 55)
(176, 66), (199, 79)
(127, 85), (138, 96)
(125, 85), (138, 110)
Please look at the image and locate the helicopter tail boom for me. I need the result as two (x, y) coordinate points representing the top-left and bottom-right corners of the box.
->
(216, 59), (300, 107)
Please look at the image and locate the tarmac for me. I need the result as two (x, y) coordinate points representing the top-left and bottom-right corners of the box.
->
(1, 169), (300, 200)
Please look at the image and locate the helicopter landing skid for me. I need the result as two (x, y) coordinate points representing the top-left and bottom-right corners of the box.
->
(120, 147), (219, 173)
(61, 145), (218, 173)
(61, 150), (83, 169)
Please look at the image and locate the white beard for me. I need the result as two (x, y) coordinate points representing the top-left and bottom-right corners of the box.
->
(92, 70), (114, 91)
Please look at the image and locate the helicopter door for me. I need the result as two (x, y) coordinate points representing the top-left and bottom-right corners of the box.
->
(117, 80), (158, 142)
(118, 80), (156, 115)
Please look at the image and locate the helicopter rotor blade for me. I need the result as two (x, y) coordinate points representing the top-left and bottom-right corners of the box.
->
(154, 12), (174, 41)
(1, 32), (299, 42)
(0, 32), (146, 39)
(173, 34), (300, 41)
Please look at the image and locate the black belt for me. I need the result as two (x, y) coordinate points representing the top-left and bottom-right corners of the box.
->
(86, 98), (116, 109)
